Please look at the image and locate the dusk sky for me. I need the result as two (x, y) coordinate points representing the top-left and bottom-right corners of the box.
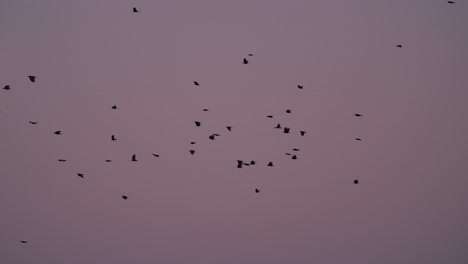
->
(1, 0), (468, 263)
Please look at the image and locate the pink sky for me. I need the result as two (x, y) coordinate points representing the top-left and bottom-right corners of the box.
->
(1, 0), (468, 263)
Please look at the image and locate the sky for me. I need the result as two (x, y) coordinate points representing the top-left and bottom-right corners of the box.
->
(1, 0), (468, 263)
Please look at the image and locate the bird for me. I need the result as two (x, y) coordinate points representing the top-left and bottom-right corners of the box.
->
(353, 180), (359, 184)
(248, 54), (254, 56)
(243, 163), (250, 166)
(291, 155), (297, 160)
(77, 173), (84, 178)
(209, 135), (215, 140)
(105, 160), (112, 162)
(250, 160), (256, 165)
(255, 189), (260, 193)
(132, 7), (139, 13)
(237, 160), (244, 168)
(29, 121), (37, 125)
(286, 109), (292, 113)
(58, 159), (66, 162)
(300, 131), (306, 136)
(354, 114), (362, 117)
(448, 1), (455, 3)
(195, 121), (201, 127)
(283, 127), (290, 134)
(131, 154), (138, 162)
(267, 162), (274, 167)
(226, 126), (232, 131)
(266, 115), (273, 118)
(396, 45), (402, 48)
(243, 58), (249, 64)
(54, 130), (62, 135)
(202, 109), (209, 111)
(111, 105), (117, 109)
(355, 138), (362, 141)
(194, 81), (200, 86)
(20, 241), (28, 244)
(189, 150), (195, 155)
(213, 133), (220, 136)
(292, 148), (300, 151)
(190, 141), (196, 144)
(28, 76), (36, 82)
(297, 85), (303, 89)
(111, 135), (117, 141)
(274, 124), (282, 129)
(122, 195), (128, 200)
(3, 85), (10, 90)
(285, 153), (292, 156)
(152, 154), (160, 157)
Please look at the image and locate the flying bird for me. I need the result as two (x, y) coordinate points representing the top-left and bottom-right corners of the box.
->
(286, 109), (292, 113)
(267, 162), (274, 167)
(189, 150), (195, 155)
(29, 121), (37, 125)
(194, 81), (200, 86)
(355, 138), (362, 141)
(131, 154), (138, 162)
(447, 1), (455, 3)
(354, 114), (362, 117)
(255, 188), (260, 193)
(300, 131), (306, 136)
(133, 7), (139, 12)
(266, 115), (273, 118)
(111, 105), (117, 109)
(243, 58), (249, 64)
(292, 148), (300, 151)
(213, 133), (220, 136)
(105, 160), (112, 162)
(243, 163), (250, 166)
(58, 159), (66, 162)
(28, 76), (36, 82)
(226, 126), (232, 131)
(248, 54), (254, 56)
(152, 154), (160, 157)
(122, 195), (128, 200)
(20, 241), (28, 244)
(297, 85), (303, 89)
(195, 121), (201, 127)
(283, 127), (290, 134)
(202, 109), (209, 111)
(3, 85), (10, 90)
(291, 155), (297, 160)
(190, 141), (196, 144)
(237, 160), (243, 168)
(353, 180), (359, 184)
(209, 135), (215, 140)
(54, 130), (62, 135)
(250, 160), (256, 165)
(274, 124), (282, 129)
(77, 173), (84, 178)
(111, 135), (117, 141)
(285, 153), (292, 156)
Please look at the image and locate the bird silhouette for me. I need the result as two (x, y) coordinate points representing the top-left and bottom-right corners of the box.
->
(286, 109), (292, 113)
(152, 154), (160, 157)
(202, 109), (209, 111)
(300, 131), (306, 136)
(28, 76), (36, 82)
(226, 126), (232, 131)
(267, 162), (274, 167)
(58, 159), (66, 162)
(353, 180), (359, 184)
(354, 114), (362, 117)
(190, 141), (196, 144)
(243, 163), (250, 166)
(291, 155), (297, 160)
(77, 173), (84, 178)
(292, 148), (300, 151)
(111, 105), (117, 109)
(29, 121), (37, 125)
(54, 131), (62, 135)
(194, 81), (200, 86)
(122, 195), (128, 200)
(3, 85), (10, 90)
(267, 115), (273, 118)
(297, 85), (303, 89)
(105, 160), (112, 162)
(195, 121), (201, 127)
(111, 135), (117, 141)
(396, 45), (402, 48)
(20, 241), (28, 244)
(209, 135), (215, 140)
(133, 7), (139, 12)
(355, 138), (362, 141)
(248, 54), (254, 56)
(448, 1), (455, 3)
(285, 153), (292, 155)
(189, 150), (195, 155)
(131, 154), (138, 162)
(237, 160), (243, 168)
(243, 58), (249, 64)
(250, 160), (256, 165)
(255, 189), (260, 193)
(283, 127), (290, 134)
(274, 124), (282, 129)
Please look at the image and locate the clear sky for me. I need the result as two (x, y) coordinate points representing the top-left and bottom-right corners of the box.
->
(1, 0), (468, 263)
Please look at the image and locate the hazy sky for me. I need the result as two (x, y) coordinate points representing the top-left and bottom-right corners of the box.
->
(1, 0), (468, 263)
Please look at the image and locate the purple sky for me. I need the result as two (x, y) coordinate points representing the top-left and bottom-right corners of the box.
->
(1, 0), (468, 263)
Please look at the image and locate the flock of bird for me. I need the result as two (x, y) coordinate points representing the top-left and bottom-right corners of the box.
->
(1, 2), (457, 245)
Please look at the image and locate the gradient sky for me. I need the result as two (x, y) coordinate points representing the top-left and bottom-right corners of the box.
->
(1, 0), (468, 263)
